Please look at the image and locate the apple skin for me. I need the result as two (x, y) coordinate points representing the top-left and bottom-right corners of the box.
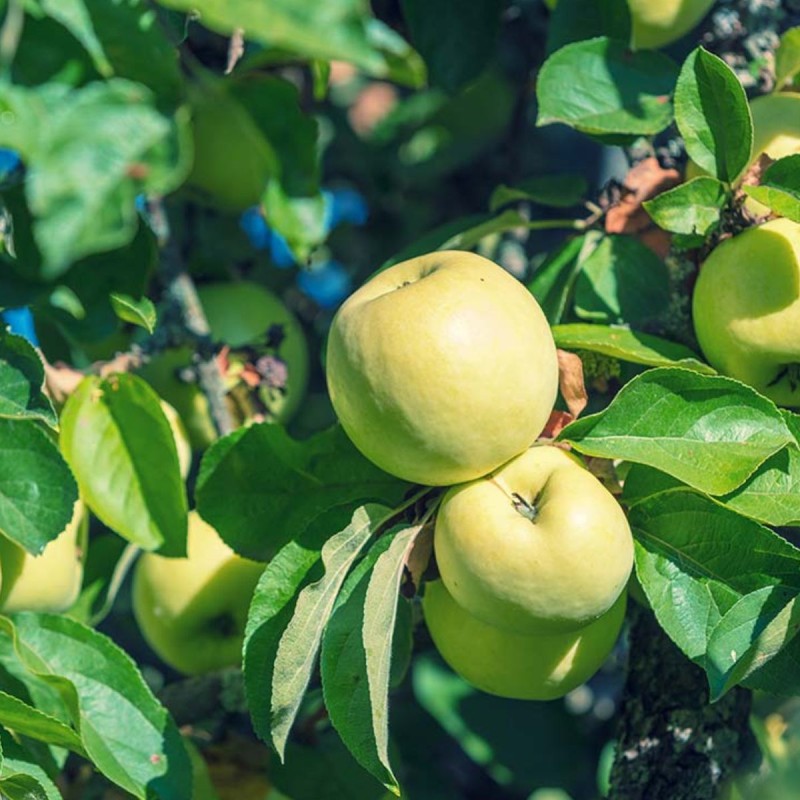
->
(326, 250), (559, 486)
(434, 444), (634, 634)
(423, 580), (626, 700)
(692, 218), (800, 408)
(138, 281), (310, 448)
(628, 0), (715, 50)
(132, 511), (265, 676)
(0, 499), (86, 614)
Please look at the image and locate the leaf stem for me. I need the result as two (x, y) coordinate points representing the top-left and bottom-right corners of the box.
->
(0, 1), (24, 74)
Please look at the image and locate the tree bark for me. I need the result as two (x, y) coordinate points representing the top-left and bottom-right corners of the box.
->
(609, 605), (754, 800)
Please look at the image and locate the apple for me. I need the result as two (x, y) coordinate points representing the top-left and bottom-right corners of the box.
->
(132, 510), (265, 676)
(628, 0), (715, 50)
(423, 579), (626, 700)
(692, 217), (800, 408)
(138, 281), (310, 448)
(546, 0), (714, 50)
(326, 250), (559, 486)
(434, 444), (634, 633)
(186, 78), (274, 212)
(0, 499), (86, 614)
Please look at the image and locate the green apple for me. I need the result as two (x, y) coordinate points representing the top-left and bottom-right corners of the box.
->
(546, 0), (714, 50)
(0, 499), (86, 613)
(628, 0), (715, 50)
(423, 579), (626, 700)
(132, 511), (265, 676)
(434, 444), (633, 633)
(326, 250), (559, 486)
(186, 78), (274, 212)
(692, 217), (800, 407)
(138, 281), (310, 448)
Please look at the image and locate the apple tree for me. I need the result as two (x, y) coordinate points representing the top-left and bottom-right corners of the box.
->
(0, 0), (799, 798)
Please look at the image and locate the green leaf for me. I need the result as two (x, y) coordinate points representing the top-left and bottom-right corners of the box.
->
(109, 293), (156, 333)
(155, 0), (405, 79)
(740, 622), (800, 696)
(489, 174), (588, 211)
(705, 586), (800, 701)
(0, 729), (61, 800)
(553, 323), (713, 373)
(400, 0), (502, 93)
(0, 689), (84, 753)
(560, 367), (794, 495)
(51, 225), (158, 346)
(744, 154), (800, 223)
(573, 234), (670, 325)
(438, 209), (528, 251)
(32, 0), (183, 106)
(0, 613), (191, 800)
(4, 79), (189, 276)
(322, 524), (420, 792)
(0, 419), (78, 554)
(321, 536), (395, 788)
(643, 176), (728, 238)
(674, 47), (752, 183)
(721, 411), (800, 526)
(632, 491), (800, 667)
(1, 775), (51, 800)
(362, 524), (422, 790)
(537, 37), (678, 136)
(546, 0), (631, 55)
(528, 234), (591, 325)
(270, 504), (388, 758)
(0, 332), (57, 426)
(775, 27), (800, 91)
(196, 424), (409, 562)
(60, 374), (188, 555)
(243, 506), (354, 749)
(624, 439), (800, 529)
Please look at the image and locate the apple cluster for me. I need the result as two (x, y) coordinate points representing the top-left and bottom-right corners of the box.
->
(326, 251), (634, 700)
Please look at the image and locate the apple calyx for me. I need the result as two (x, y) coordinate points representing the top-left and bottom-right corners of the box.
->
(206, 612), (239, 638)
(512, 492), (538, 522)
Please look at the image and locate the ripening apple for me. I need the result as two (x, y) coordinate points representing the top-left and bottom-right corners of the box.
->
(186, 78), (274, 212)
(326, 250), (559, 486)
(692, 217), (800, 408)
(546, 0), (715, 50)
(628, 0), (716, 50)
(138, 281), (309, 449)
(132, 511), (265, 676)
(423, 580), (627, 700)
(0, 499), (86, 613)
(434, 445), (634, 633)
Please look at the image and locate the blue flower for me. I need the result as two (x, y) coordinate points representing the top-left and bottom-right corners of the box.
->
(2, 306), (39, 347)
(297, 261), (353, 309)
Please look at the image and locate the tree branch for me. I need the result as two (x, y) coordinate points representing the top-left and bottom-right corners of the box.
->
(610, 605), (754, 800)
(148, 198), (236, 438)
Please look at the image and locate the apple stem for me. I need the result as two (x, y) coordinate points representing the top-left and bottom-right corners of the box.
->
(512, 492), (538, 522)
